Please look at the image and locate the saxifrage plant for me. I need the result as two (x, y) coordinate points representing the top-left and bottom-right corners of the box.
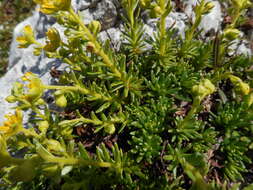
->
(0, 0), (253, 189)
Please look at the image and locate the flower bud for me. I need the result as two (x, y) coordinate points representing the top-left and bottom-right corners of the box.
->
(5, 95), (16, 103)
(203, 79), (216, 94)
(223, 28), (240, 41)
(140, 0), (151, 9)
(44, 28), (61, 52)
(88, 21), (101, 36)
(150, 5), (163, 18)
(55, 94), (67, 108)
(12, 82), (24, 95)
(33, 46), (42, 56)
(228, 75), (250, 95)
(229, 75), (242, 83)
(21, 72), (44, 102)
(45, 139), (65, 153)
(104, 124), (115, 134)
(192, 79), (215, 100)
(38, 120), (49, 133)
(36, 98), (45, 105)
(239, 82), (250, 95)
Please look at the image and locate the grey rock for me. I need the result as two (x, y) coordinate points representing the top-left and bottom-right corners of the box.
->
(93, 0), (118, 30)
(145, 12), (187, 37)
(200, 1), (222, 32)
(99, 27), (122, 50)
(166, 12), (188, 37)
(237, 42), (252, 56)
(229, 39), (252, 56)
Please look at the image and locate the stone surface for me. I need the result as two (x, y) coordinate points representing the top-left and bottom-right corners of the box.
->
(184, 0), (222, 33)
(0, 0), (252, 123)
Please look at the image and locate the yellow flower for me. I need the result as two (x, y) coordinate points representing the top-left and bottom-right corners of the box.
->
(0, 110), (23, 138)
(16, 25), (37, 48)
(228, 75), (250, 95)
(44, 28), (61, 52)
(192, 79), (215, 100)
(34, 0), (71, 14)
(22, 72), (45, 102)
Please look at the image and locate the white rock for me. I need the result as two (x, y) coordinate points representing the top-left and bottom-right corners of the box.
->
(237, 43), (252, 56)
(184, 0), (222, 32)
(200, 1), (222, 32)
(145, 12), (187, 38)
(229, 39), (252, 56)
(99, 27), (122, 50)
(166, 12), (188, 37)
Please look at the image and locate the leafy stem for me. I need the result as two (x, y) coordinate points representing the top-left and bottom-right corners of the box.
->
(178, 98), (201, 129)
(68, 8), (122, 79)
(159, 0), (166, 56)
(44, 84), (112, 102)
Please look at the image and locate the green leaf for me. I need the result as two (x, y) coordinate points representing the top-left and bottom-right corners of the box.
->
(78, 142), (90, 160)
(96, 102), (111, 113)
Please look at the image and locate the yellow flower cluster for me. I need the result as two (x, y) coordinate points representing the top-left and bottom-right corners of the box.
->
(44, 28), (61, 52)
(22, 72), (44, 102)
(34, 0), (71, 14)
(0, 110), (23, 138)
(16, 25), (37, 48)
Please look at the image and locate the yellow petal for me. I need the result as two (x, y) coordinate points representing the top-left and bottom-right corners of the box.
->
(16, 36), (26, 43)
(0, 126), (10, 132)
(23, 25), (33, 36)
